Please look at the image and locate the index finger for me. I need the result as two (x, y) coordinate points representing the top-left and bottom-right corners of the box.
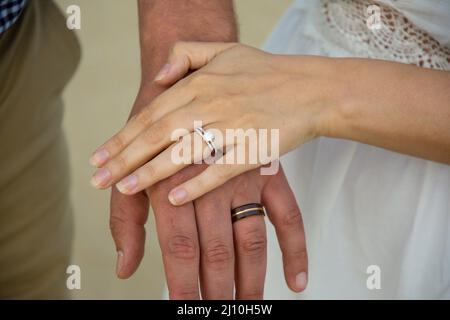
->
(89, 83), (195, 168)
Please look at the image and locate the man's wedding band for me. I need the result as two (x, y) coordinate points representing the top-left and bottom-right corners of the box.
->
(231, 203), (266, 223)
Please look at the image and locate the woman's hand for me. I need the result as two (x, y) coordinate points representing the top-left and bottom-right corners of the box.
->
(89, 42), (337, 205)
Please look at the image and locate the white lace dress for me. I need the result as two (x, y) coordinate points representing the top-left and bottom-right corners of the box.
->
(263, 0), (450, 299)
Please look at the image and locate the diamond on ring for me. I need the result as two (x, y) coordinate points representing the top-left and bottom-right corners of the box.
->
(203, 130), (215, 142)
(194, 127), (217, 155)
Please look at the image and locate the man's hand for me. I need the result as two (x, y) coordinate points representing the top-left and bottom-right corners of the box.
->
(108, 86), (308, 299)
(111, 157), (308, 300)
(107, 0), (307, 300)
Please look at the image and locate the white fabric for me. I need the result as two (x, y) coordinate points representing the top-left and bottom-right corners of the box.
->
(378, 0), (450, 47)
(320, 0), (450, 69)
(263, 0), (450, 299)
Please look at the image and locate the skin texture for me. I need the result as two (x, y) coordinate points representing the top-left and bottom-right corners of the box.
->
(106, 1), (309, 300)
(93, 42), (450, 205)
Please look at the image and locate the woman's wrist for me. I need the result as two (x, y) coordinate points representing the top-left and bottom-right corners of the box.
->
(316, 58), (351, 140)
(278, 54), (350, 141)
(310, 57), (450, 163)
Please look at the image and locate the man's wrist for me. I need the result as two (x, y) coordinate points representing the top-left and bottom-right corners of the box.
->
(137, 0), (237, 87)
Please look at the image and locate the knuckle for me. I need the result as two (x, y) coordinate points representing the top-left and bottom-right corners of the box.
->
(135, 108), (154, 127)
(169, 287), (199, 300)
(238, 290), (264, 300)
(154, 119), (169, 135)
(283, 246), (308, 267)
(143, 163), (157, 180)
(166, 232), (198, 260)
(239, 228), (267, 258)
(142, 126), (165, 146)
(109, 214), (125, 234)
(109, 213), (146, 245)
(114, 153), (129, 172)
(111, 134), (125, 151)
(191, 175), (206, 193)
(203, 238), (233, 267)
(281, 207), (303, 228)
(110, 213), (144, 236)
(290, 248), (308, 263)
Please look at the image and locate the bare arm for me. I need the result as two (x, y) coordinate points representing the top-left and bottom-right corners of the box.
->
(135, 0), (237, 110)
(323, 58), (450, 164)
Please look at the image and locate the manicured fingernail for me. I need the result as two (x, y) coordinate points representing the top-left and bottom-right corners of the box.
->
(154, 63), (171, 81)
(116, 174), (138, 194)
(116, 251), (124, 277)
(168, 187), (187, 205)
(295, 272), (308, 292)
(90, 168), (112, 188)
(89, 148), (110, 167)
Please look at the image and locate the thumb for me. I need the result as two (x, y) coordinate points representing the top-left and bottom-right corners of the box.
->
(154, 41), (238, 85)
(110, 186), (149, 279)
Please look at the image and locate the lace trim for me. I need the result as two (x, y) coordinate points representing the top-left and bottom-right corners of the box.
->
(322, 0), (450, 70)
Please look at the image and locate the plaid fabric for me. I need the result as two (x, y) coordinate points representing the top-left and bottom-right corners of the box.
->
(0, 0), (27, 34)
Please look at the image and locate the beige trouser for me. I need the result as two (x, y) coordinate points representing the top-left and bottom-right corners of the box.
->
(0, 0), (80, 298)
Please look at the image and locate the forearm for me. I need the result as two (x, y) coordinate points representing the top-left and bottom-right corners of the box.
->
(321, 58), (450, 164)
(137, 0), (237, 90)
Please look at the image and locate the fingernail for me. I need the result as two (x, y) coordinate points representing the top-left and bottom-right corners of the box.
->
(154, 63), (171, 81)
(89, 148), (110, 167)
(116, 174), (138, 194)
(168, 187), (187, 205)
(295, 272), (308, 292)
(116, 251), (124, 277)
(90, 168), (112, 188)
